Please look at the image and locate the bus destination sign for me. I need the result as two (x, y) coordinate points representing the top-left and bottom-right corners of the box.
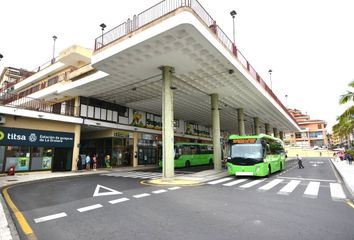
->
(232, 138), (257, 144)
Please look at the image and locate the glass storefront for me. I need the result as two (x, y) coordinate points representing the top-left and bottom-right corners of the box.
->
(80, 137), (133, 167)
(1, 146), (54, 172)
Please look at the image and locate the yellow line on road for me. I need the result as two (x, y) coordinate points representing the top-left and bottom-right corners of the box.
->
(2, 187), (37, 240)
(346, 199), (354, 209)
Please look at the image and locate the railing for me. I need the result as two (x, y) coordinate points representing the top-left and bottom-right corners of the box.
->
(93, 0), (297, 124)
(0, 92), (78, 117)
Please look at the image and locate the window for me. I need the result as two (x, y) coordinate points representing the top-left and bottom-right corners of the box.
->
(318, 124), (322, 129)
(295, 133), (302, 139)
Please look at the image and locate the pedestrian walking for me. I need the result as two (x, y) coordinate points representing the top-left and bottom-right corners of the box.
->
(297, 154), (304, 169)
(77, 155), (82, 171)
(85, 154), (91, 170)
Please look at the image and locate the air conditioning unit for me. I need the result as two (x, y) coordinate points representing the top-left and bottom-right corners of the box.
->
(0, 115), (6, 124)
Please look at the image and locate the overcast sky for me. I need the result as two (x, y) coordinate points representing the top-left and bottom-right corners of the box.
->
(1, 0), (353, 131)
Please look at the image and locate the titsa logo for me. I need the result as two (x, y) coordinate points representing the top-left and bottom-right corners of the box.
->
(0, 131), (4, 141)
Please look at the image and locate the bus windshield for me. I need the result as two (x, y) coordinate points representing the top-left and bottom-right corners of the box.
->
(230, 143), (263, 160)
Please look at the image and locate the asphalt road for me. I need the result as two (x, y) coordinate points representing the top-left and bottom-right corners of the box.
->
(5, 157), (354, 240)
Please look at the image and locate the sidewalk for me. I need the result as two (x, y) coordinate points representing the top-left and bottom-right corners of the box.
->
(331, 159), (354, 197)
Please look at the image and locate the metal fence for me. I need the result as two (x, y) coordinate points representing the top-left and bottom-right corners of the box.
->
(0, 92), (77, 117)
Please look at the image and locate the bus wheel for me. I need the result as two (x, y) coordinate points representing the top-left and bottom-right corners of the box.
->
(185, 161), (191, 168)
(209, 159), (213, 166)
(267, 166), (271, 178)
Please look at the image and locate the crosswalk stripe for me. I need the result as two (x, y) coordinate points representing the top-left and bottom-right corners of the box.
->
(277, 180), (301, 195)
(222, 179), (248, 186)
(258, 179), (284, 192)
(168, 187), (181, 190)
(239, 179), (265, 189)
(303, 181), (320, 198)
(102, 172), (185, 179)
(330, 183), (346, 200)
(207, 177), (234, 185)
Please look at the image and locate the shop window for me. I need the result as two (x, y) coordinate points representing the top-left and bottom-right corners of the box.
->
(5, 146), (30, 171)
(31, 147), (53, 170)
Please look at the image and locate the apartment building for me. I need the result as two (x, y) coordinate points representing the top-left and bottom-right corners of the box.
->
(284, 109), (328, 148)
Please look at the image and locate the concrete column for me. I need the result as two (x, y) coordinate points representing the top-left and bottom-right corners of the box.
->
(132, 132), (139, 167)
(161, 66), (174, 178)
(273, 128), (279, 138)
(279, 131), (284, 140)
(265, 123), (270, 135)
(71, 124), (81, 171)
(211, 94), (222, 171)
(254, 117), (260, 135)
(74, 96), (80, 117)
(237, 108), (245, 136)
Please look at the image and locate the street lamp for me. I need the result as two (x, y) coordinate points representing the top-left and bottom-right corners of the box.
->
(268, 69), (273, 90)
(52, 35), (57, 63)
(100, 23), (107, 47)
(230, 10), (237, 45)
(285, 94), (288, 108)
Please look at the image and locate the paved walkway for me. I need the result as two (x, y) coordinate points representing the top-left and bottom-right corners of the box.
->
(1, 159), (353, 239)
(331, 159), (354, 197)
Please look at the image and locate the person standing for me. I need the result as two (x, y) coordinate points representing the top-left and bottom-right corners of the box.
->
(85, 154), (91, 170)
(345, 152), (353, 165)
(92, 154), (97, 171)
(297, 154), (304, 169)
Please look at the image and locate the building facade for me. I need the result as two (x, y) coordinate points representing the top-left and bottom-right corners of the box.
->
(284, 109), (328, 148)
(0, 1), (299, 174)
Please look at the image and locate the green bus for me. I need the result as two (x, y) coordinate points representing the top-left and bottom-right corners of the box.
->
(226, 134), (286, 177)
(159, 142), (213, 168)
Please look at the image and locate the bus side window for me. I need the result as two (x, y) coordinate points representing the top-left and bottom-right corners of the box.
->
(190, 146), (197, 155)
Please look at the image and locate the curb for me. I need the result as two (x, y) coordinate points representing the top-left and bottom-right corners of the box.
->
(330, 159), (354, 198)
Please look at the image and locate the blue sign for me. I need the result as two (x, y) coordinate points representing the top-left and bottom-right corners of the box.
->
(0, 127), (74, 147)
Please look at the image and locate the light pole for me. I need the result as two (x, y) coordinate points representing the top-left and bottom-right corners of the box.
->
(52, 35), (57, 63)
(100, 23), (106, 47)
(230, 10), (237, 45)
(285, 94), (288, 108)
(268, 69), (273, 90)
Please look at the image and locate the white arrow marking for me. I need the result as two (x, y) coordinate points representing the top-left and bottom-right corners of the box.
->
(93, 184), (122, 197)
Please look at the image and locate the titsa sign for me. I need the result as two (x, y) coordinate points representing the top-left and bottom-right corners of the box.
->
(0, 127), (74, 147)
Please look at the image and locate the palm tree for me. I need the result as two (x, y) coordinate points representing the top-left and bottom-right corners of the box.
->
(339, 80), (354, 104)
(333, 81), (354, 148)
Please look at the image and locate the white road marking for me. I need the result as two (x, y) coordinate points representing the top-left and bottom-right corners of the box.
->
(152, 189), (167, 194)
(34, 212), (67, 223)
(277, 176), (336, 182)
(168, 187), (181, 190)
(277, 180), (301, 195)
(303, 181), (320, 198)
(133, 193), (151, 198)
(258, 179), (284, 192)
(109, 197), (130, 204)
(77, 204), (103, 212)
(222, 179), (248, 187)
(330, 183), (346, 201)
(93, 184), (122, 197)
(239, 179), (266, 189)
(207, 177), (234, 185)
